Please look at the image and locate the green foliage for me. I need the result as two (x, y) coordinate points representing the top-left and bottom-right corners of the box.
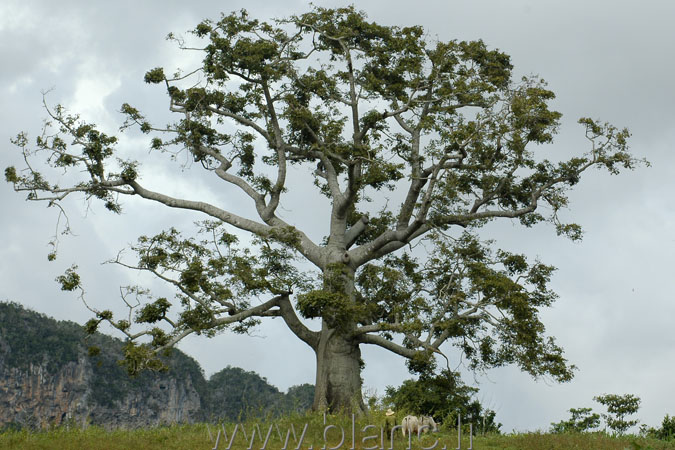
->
(642, 414), (675, 441)
(283, 384), (315, 413)
(133, 221), (306, 304)
(384, 369), (501, 434)
(119, 341), (169, 376)
(205, 366), (282, 421)
(144, 67), (165, 84)
(594, 393), (642, 435)
(551, 407), (601, 433)
(55, 265), (80, 291)
(657, 415), (675, 440)
(357, 231), (574, 382)
(203, 366), (314, 421)
(7, 104), (127, 211)
(0, 302), (82, 373)
(83, 220), (314, 367)
(4, 166), (18, 183)
(297, 289), (347, 319)
(298, 262), (372, 330)
(136, 298), (171, 324)
(119, 160), (139, 182)
(84, 318), (101, 335)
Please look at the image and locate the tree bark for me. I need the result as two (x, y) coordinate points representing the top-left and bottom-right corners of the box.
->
(312, 326), (366, 414)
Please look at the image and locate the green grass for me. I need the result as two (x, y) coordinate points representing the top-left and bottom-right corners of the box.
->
(473, 432), (675, 449)
(1, 414), (674, 449)
(0, 424), (212, 450)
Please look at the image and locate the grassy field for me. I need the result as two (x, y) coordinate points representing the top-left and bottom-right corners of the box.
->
(1, 414), (674, 450)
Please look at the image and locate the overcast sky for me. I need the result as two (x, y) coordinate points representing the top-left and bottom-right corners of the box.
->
(2, 0), (674, 433)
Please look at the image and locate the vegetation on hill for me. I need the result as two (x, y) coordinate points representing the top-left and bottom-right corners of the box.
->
(0, 301), (208, 410)
(203, 366), (314, 421)
(551, 393), (643, 436)
(0, 301), (83, 372)
(0, 301), (311, 426)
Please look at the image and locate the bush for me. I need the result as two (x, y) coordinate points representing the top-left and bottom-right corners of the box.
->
(641, 414), (675, 441)
(550, 407), (601, 433)
(594, 393), (641, 435)
(383, 369), (501, 434)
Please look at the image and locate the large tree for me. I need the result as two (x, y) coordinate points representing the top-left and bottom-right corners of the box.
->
(6, 7), (640, 413)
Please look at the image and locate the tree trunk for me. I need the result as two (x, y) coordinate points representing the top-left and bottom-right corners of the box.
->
(312, 326), (366, 414)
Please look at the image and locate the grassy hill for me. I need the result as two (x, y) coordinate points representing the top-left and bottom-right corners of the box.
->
(0, 417), (674, 449)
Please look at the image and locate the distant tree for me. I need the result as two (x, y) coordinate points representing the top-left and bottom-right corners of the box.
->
(550, 407), (601, 433)
(385, 369), (476, 418)
(641, 414), (675, 441)
(594, 393), (641, 435)
(384, 369), (500, 433)
(284, 384), (315, 413)
(6, 6), (643, 413)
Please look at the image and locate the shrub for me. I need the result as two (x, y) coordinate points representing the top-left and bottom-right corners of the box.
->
(550, 407), (601, 433)
(594, 393), (641, 435)
(641, 414), (675, 441)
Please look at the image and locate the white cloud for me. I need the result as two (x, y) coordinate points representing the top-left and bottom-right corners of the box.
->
(0, 2), (32, 32)
(68, 61), (122, 127)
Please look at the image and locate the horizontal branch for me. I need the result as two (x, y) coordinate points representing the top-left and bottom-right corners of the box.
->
(213, 293), (286, 326)
(128, 180), (273, 236)
(356, 333), (418, 359)
(204, 105), (273, 143)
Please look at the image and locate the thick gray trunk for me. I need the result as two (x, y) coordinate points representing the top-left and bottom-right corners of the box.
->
(309, 250), (365, 413)
(312, 328), (365, 414)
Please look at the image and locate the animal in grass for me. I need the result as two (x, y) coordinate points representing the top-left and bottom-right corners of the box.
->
(419, 415), (438, 433)
(401, 415), (438, 437)
(401, 415), (420, 437)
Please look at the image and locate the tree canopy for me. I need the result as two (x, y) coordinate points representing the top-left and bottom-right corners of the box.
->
(5, 6), (643, 412)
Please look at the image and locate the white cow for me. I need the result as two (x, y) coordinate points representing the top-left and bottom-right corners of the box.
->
(402, 415), (438, 437)
(419, 415), (438, 433)
(401, 415), (420, 437)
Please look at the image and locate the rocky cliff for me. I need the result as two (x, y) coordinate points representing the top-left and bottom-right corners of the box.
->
(0, 302), (312, 429)
(0, 356), (203, 429)
(0, 302), (204, 429)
